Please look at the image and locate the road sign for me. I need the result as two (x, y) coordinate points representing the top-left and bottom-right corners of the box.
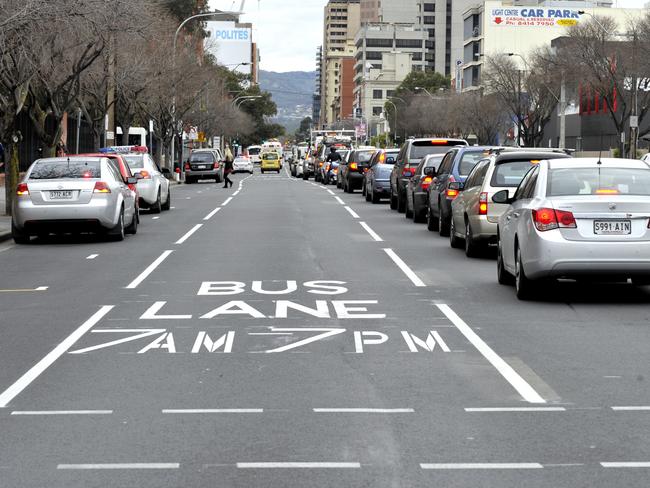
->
(630, 116), (639, 128)
(456, 59), (463, 66)
(355, 107), (362, 118)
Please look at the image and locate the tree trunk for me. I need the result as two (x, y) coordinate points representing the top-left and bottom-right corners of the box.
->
(4, 142), (20, 216)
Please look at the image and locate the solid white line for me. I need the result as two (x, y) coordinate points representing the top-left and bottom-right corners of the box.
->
(35, 286), (49, 291)
(421, 463), (543, 470)
(0, 306), (113, 408)
(601, 462), (650, 468)
(203, 207), (222, 221)
(11, 410), (113, 415)
(344, 206), (360, 219)
(232, 191), (240, 196)
(334, 196), (345, 205)
(175, 224), (203, 245)
(162, 409), (263, 414)
(86, 254), (99, 260)
(125, 251), (174, 289)
(383, 248), (425, 287)
(57, 463), (179, 470)
(237, 462), (360, 469)
(437, 304), (546, 404)
(313, 408), (414, 413)
(360, 222), (384, 242)
(612, 406), (650, 411)
(222, 197), (233, 206)
(152, 216), (160, 220)
(465, 407), (565, 412)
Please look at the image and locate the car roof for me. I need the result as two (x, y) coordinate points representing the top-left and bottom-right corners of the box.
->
(547, 157), (650, 170)
(494, 151), (572, 163)
(35, 156), (104, 163)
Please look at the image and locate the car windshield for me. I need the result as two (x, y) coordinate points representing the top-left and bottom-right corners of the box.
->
(409, 141), (459, 160)
(548, 167), (650, 196)
(356, 151), (374, 163)
(458, 151), (486, 175)
(29, 160), (101, 179)
(491, 160), (537, 187)
(190, 153), (215, 163)
(424, 156), (444, 170)
(123, 155), (145, 169)
(263, 154), (278, 161)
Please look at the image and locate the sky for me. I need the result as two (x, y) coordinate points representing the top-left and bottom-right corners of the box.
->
(210, 0), (649, 74)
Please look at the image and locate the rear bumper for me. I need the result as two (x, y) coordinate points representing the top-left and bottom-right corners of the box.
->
(14, 199), (117, 232)
(137, 180), (158, 205)
(468, 215), (498, 242)
(185, 170), (220, 179)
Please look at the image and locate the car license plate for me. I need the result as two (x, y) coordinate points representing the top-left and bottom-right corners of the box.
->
(198, 165), (207, 170)
(49, 190), (73, 200)
(594, 220), (631, 235)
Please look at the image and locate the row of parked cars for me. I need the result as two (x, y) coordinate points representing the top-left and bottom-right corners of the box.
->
(297, 138), (650, 300)
(11, 146), (172, 244)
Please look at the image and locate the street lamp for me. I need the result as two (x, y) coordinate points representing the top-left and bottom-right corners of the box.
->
(233, 95), (262, 108)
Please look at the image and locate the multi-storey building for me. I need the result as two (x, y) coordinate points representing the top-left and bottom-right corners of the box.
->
(313, 46), (322, 126)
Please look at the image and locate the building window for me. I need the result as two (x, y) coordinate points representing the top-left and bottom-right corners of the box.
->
(387, 90), (395, 98)
(423, 16), (435, 25)
(366, 38), (394, 48)
(373, 89), (383, 99)
(424, 3), (435, 12)
(365, 51), (383, 60)
(372, 107), (383, 116)
(412, 52), (423, 61)
(396, 39), (423, 48)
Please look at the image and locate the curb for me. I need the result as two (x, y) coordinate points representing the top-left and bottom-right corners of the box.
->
(0, 231), (11, 243)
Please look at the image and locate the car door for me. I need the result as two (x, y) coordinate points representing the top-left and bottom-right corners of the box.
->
(409, 160), (426, 208)
(430, 150), (456, 217)
(107, 160), (134, 222)
(452, 160), (486, 233)
(148, 155), (168, 199)
(391, 145), (407, 195)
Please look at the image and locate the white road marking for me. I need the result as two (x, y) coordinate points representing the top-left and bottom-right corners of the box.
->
(35, 286), (48, 291)
(327, 189), (335, 195)
(344, 206), (360, 219)
(203, 207), (222, 221)
(232, 191), (240, 196)
(222, 197), (233, 206)
(421, 463), (543, 470)
(0, 305), (113, 408)
(612, 406), (650, 411)
(383, 248), (425, 287)
(11, 410), (113, 415)
(334, 196), (345, 205)
(360, 222), (384, 242)
(185, 197), (191, 199)
(437, 304), (546, 404)
(175, 224), (203, 245)
(601, 462), (650, 468)
(125, 250), (174, 289)
(313, 408), (414, 413)
(237, 462), (360, 469)
(170, 206), (176, 209)
(162, 409), (263, 414)
(86, 254), (99, 260)
(58, 463), (179, 470)
(152, 216), (160, 220)
(465, 407), (565, 412)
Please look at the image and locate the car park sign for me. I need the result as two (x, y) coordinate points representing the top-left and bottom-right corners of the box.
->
(491, 7), (582, 27)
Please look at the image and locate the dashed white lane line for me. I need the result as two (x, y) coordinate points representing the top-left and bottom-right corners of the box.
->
(601, 462), (650, 468)
(334, 196), (345, 205)
(237, 462), (361, 469)
(203, 207), (222, 221)
(437, 304), (546, 404)
(421, 463), (543, 470)
(34, 286), (48, 291)
(58, 463), (179, 470)
(86, 254), (99, 260)
(11, 410), (112, 415)
(360, 222), (384, 242)
(612, 406), (650, 411)
(126, 250), (174, 289)
(344, 206), (360, 219)
(0, 305), (114, 408)
(327, 189), (335, 195)
(313, 408), (414, 413)
(175, 224), (203, 245)
(465, 407), (565, 412)
(152, 216), (160, 220)
(222, 197), (233, 206)
(383, 248), (425, 286)
(162, 409), (263, 414)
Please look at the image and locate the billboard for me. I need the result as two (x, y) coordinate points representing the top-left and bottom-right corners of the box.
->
(205, 21), (252, 75)
(490, 7), (582, 28)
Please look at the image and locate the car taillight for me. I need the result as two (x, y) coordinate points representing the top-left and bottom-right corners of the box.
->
(139, 170), (151, 179)
(93, 182), (111, 193)
(402, 167), (415, 177)
(16, 183), (29, 196)
(446, 188), (459, 199)
(350, 162), (358, 171)
(532, 208), (576, 232)
(422, 176), (433, 190)
(213, 162), (220, 169)
(479, 192), (488, 215)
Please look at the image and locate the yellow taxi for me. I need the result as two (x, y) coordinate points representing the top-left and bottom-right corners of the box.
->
(260, 152), (281, 174)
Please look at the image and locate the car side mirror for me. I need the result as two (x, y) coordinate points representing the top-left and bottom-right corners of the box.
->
(423, 167), (436, 176)
(126, 177), (138, 185)
(492, 189), (513, 204)
(448, 181), (464, 191)
(134, 172), (144, 180)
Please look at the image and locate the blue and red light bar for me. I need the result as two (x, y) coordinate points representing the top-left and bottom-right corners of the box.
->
(99, 145), (148, 154)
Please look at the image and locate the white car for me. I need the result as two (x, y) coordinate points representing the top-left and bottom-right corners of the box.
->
(495, 157), (650, 299)
(122, 150), (171, 213)
(233, 156), (254, 174)
(296, 158), (305, 177)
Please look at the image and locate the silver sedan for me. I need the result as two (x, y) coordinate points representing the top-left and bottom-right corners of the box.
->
(495, 158), (650, 299)
(12, 157), (138, 243)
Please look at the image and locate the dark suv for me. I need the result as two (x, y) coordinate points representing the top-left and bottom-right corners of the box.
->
(390, 138), (467, 213)
(185, 148), (224, 184)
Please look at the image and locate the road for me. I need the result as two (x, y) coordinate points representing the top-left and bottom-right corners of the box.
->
(0, 166), (649, 487)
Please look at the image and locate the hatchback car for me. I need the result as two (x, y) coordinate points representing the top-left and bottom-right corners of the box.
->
(391, 138), (468, 213)
(185, 148), (224, 183)
(405, 154), (445, 222)
(341, 148), (376, 193)
(495, 158), (650, 299)
(449, 150), (572, 256)
(233, 156), (254, 174)
(12, 157), (138, 243)
(364, 149), (399, 203)
(261, 152), (281, 173)
(122, 151), (171, 213)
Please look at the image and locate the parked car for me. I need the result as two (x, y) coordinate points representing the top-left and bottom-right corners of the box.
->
(184, 148), (224, 184)
(405, 154), (445, 222)
(80, 152), (140, 216)
(391, 138), (468, 213)
(341, 148), (376, 193)
(12, 156), (138, 243)
(233, 156), (254, 174)
(296, 158), (305, 178)
(364, 149), (400, 203)
(122, 150), (171, 213)
(495, 157), (650, 299)
(449, 150), (572, 256)
(426, 146), (491, 236)
(302, 150), (316, 180)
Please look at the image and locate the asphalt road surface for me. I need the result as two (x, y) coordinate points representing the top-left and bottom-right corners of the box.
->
(1, 166), (649, 487)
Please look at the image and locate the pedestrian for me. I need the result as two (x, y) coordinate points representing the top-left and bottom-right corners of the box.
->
(56, 142), (67, 157)
(223, 145), (234, 188)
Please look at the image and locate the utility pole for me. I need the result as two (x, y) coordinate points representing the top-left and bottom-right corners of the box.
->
(106, 33), (116, 147)
(517, 69), (522, 147)
(630, 32), (639, 158)
(559, 74), (566, 149)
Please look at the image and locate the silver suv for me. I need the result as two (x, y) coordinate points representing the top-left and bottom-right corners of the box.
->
(185, 148), (224, 184)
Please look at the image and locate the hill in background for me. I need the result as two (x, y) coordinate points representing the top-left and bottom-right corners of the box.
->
(259, 70), (316, 134)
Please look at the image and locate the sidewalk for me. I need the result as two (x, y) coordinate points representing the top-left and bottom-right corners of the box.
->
(0, 184), (11, 243)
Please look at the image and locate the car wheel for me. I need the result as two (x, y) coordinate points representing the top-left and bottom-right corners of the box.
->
(390, 189), (398, 210)
(438, 203), (450, 237)
(150, 189), (162, 214)
(371, 188), (380, 204)
(185, 177), (193, 184)
(413, 203), (425, 223)
(397, 190), (406, 213)
(405, 195), (413, 219)
(449, 217), (463, 248)
(109, 208), (125, 242)
(11, 221), (30, 244)
(362, 184), (366, 197)
(515, 244), (535, 300)
(261, 170), (265, 174)
(125, 206), (138, 235)
(161, 188), (171, 211)
(497, 236), (515, 286)
(365, 188), (372, 202)
(303, 173), (308, 180)
(426, 206), (439, 231)
(464, 219), (481, 257)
